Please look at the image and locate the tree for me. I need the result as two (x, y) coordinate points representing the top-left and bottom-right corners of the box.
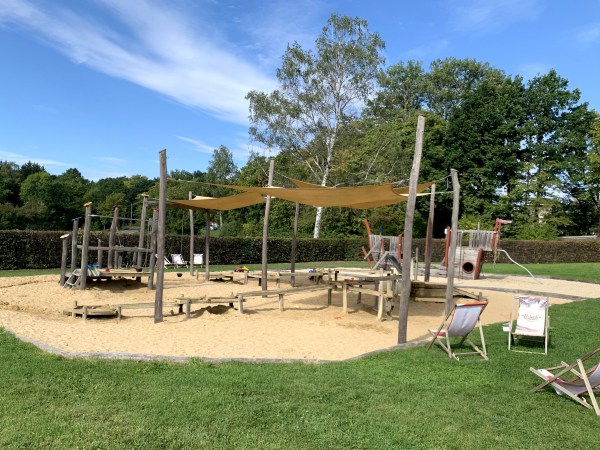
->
(247, 14), (385, 238)
(0, 161), (22, 205)
(206, 146), (238, 185)
(515, 70), (595, 235)
(443, 74), (526, 220)
(366, 60), (426, 120)
(424, 57), (503, 120)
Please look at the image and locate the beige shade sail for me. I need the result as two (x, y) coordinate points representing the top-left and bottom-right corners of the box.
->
(167, 191), (266, 211)
(209, 181), (435, 209)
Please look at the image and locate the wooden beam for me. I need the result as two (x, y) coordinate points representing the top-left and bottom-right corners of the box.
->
(79, 202), (92, 290)
(154, 149), (167, 323)
(290, 202), (300, 286)
(261, 158), (275, 292)
(445, 169), (460, 315)
(189, 190), (195, 276)
(135, 194), (149, 268)
(59, 233), (70, 286)
(424, 183), (436, 282)
(397, 115), (425, 344)
(70, 218), (79, 271)
(148, 208), (158, 290)
(205, 211), (211, 282)
(108, 205), (120, 269)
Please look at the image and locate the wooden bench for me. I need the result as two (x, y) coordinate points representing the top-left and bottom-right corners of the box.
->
(237, 284), (334, 311)
(244, 270), (327, 287)
(174, 295), (245, 316)
(341, 276), (401, 321)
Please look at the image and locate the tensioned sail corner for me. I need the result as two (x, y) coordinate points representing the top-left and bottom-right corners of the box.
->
(167, 191), (266, 211)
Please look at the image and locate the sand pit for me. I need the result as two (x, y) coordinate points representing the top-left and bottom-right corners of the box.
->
(0, 270), (598, 362)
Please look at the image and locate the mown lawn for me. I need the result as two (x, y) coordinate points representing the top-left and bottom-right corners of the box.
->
(4, 261), (600, 282)
(1, 263), (599, 448)
(1, 296), (600, 447)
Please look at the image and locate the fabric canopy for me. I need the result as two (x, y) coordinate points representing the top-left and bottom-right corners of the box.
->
(168, 191), (265, 211)
(210, 181), (434, 209)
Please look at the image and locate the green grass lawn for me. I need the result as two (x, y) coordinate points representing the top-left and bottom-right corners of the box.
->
(5, 261), (600, 281)
(1, 263), (599, 448)
(481, 262), (600, 282)
(2, 298), (600, 448)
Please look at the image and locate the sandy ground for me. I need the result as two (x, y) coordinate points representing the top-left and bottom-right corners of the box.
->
(0, 269), (598, 362)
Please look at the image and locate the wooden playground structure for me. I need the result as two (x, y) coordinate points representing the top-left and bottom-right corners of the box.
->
(60, 117), (500, 347)
(59, 196), (156, 290)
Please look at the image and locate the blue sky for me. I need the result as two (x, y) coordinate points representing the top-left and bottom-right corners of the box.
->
(0, 0), (598, 181)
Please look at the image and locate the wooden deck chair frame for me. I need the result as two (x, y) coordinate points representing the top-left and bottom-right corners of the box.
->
(162, 255), (175, 268)
(530, 347), (600, 416)
(427, 301), (488, 361)
(170, 253), (188, 268)
(508, 295), (549, 355)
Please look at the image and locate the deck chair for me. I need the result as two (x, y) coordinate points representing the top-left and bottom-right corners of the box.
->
(171, 254), (188, 268)
(508, 295), (549, 354)
(530, 347), (600, 416)
(428, 301), (488, 360)
(162, 255), (175, 268)
(193, 253), (204, 267)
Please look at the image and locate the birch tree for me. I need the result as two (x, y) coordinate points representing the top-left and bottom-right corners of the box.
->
(247, 14), (384, 237)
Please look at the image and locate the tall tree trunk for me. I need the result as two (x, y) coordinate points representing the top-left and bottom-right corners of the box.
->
(313, 207), (324, 238)
(312, 134), (336, 238)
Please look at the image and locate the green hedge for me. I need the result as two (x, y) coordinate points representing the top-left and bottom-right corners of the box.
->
(0, 230), (598, 270)
(0, 230), (366, 270)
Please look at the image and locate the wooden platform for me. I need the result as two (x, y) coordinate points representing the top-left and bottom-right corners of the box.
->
(410, 281), (483, 303)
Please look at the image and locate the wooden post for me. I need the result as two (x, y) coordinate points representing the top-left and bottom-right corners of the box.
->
(79, 202), (92, 290)
(445, 169), (460, 315)
(397, 115), (425, 344)
(290, 202), (300, 286)
(108, 205), (120, 269)
(261, 158), (275, 292)
(205, 211), (211, 282)
(154, 149), (167, 323)
(148, 208), (158, 289)
(70, 218), (79, 271)
(189, 191), (195, 276)
(97, 238), (103, 268)
(135, 194), (149, 268)
(59, 233), (70, 286)
(424, 184), (436, 282)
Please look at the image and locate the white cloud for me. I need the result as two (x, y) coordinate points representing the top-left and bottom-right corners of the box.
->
(577, 24), (600, 44)
(449, 0), (541, 32)
(0, 149), (68, 168)
(93, 156), (127, 166)
(176, 136), (214, 154)
(0, 0), (278, 125)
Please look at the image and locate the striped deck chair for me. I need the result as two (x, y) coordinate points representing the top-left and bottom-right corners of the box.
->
(530, 347), (600, 416)
(427, 301), (488, 361)
(508, 295), (549, 354)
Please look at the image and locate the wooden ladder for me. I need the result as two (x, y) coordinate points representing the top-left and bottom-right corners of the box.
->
(64, 269), (82, 289)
